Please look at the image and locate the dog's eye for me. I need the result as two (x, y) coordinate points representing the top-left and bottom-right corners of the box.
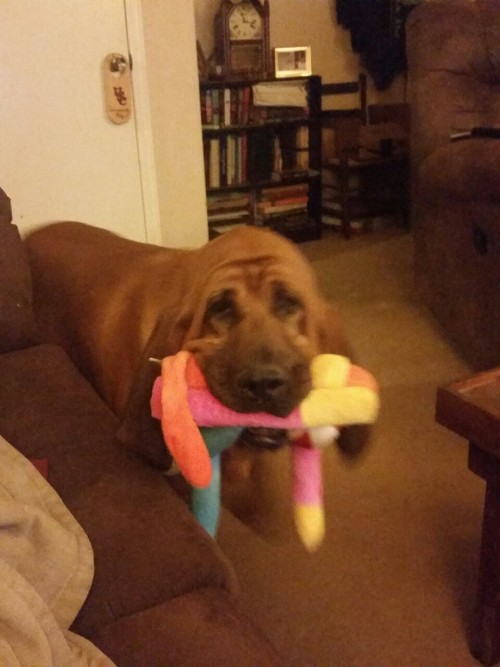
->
(205, 290), (239, 327)
(273, 284), (303, 318)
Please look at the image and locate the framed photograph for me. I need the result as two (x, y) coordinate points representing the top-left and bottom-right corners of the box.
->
(274, 46), (312, 78)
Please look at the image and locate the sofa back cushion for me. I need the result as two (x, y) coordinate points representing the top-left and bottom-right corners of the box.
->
(0, 188), (38, 352)
(406, 0), (500, 169)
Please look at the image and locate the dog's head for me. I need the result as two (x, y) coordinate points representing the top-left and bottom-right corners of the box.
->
(166, 227), (349, 450)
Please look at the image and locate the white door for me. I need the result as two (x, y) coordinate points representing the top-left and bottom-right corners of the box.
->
(0, 0), (151, 242)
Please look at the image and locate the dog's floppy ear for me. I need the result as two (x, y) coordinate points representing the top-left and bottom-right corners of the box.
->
(115, 275), (214, 468)
(115, 311), (190, 469)
(317, 301), (352, 356)
(317, 300), (374, 462)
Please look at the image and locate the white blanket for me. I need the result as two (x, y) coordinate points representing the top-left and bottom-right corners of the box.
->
(0, 435), (116, 667)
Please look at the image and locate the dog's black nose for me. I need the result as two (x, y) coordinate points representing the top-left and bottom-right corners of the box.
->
(234, 360), (311, 417)
(238, 366), (288, 403)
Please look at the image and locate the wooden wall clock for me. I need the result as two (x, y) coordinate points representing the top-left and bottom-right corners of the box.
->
(214, 0), (270, 80)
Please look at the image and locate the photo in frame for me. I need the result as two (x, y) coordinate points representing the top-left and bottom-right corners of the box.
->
(274, 46), (312, 78)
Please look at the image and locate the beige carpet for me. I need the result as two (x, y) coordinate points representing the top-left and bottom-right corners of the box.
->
(217, 228), (485, 667)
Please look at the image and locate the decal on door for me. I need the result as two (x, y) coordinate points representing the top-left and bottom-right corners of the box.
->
(103, 53), (133, 124)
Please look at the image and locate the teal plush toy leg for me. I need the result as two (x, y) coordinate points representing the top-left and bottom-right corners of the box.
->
(190, 426), (242, 536)
(191, 454), (221, 536)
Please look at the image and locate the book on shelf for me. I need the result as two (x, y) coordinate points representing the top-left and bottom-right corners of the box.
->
(208, 137), (220, 188)
(259, 195), (308, 209)
(260, 183), (309, 201)
(207, 191), (251, 213)
(240, 86), (251, 125)
(207, 199), (250, 209)
(202, 137), (209, 186)
(212, 89), (220, 128)
(258, 203), (308, 219)
(208, 209), (251, 223)
(219, 134), (227, 187)
(223, 87), (231, 128)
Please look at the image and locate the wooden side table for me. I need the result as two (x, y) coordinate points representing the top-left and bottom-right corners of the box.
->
(436, 368), (500, 666)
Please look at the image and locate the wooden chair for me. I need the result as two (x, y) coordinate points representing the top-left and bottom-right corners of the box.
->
(321, 75), (410, 239)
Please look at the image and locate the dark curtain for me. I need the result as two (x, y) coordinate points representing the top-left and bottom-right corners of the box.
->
(336, 0), (421, 90)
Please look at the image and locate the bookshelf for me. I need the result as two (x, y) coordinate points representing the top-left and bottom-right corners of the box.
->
(199, 75), (322, 242)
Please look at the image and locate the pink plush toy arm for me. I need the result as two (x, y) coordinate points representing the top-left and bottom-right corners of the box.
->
(291, 434), (325, 551)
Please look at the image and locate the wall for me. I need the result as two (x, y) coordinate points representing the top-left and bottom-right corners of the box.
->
(193, 0), (406, 109)
(141, 0), (208, 247)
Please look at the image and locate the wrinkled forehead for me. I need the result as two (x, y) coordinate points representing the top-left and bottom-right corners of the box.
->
(202, 255), (317, 302)
(181, 231), (323, 341)
(196, 227), (319, 299)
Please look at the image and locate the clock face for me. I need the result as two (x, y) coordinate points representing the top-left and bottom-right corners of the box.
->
(228, 2), (263, 41)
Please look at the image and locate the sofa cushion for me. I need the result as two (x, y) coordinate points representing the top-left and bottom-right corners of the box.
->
(91, 588), (285, 667)
(0, 192), (38, 352)
(0, 344), (238, 635)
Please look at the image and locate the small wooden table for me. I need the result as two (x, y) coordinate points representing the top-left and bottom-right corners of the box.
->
(436, 368), (500, 666)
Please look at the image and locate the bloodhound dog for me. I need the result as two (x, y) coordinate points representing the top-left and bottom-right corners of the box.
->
(25, 222), (369, 506)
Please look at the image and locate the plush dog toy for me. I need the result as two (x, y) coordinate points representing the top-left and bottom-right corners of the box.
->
(151, 352), (379, 551)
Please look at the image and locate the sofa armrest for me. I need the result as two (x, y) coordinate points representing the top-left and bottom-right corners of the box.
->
(0, 214), (39, 352)
(92, 588), (285, 667)
(418, 138), (500, 203)
(0, 187), (12, 224)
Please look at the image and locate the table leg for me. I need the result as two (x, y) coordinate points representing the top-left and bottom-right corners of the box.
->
(471, 481), (500, 665)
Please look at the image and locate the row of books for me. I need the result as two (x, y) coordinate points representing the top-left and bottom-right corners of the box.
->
(256, 183), (309, 225)
(200, 86), (309, 128)
(207, 183), (309, 234)
(207, 191), (251, 226)
(204, 134), (247, 189)
(204, 127), (310, 189)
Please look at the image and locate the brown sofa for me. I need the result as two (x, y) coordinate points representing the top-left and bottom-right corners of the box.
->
(406, 0), (500, 370)
(0, 187), (285, 665)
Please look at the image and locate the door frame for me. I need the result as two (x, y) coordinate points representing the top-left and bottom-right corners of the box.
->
(124, 0), (162, 245)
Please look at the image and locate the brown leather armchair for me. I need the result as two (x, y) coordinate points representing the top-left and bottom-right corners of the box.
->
(406, 0), (500, 370)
